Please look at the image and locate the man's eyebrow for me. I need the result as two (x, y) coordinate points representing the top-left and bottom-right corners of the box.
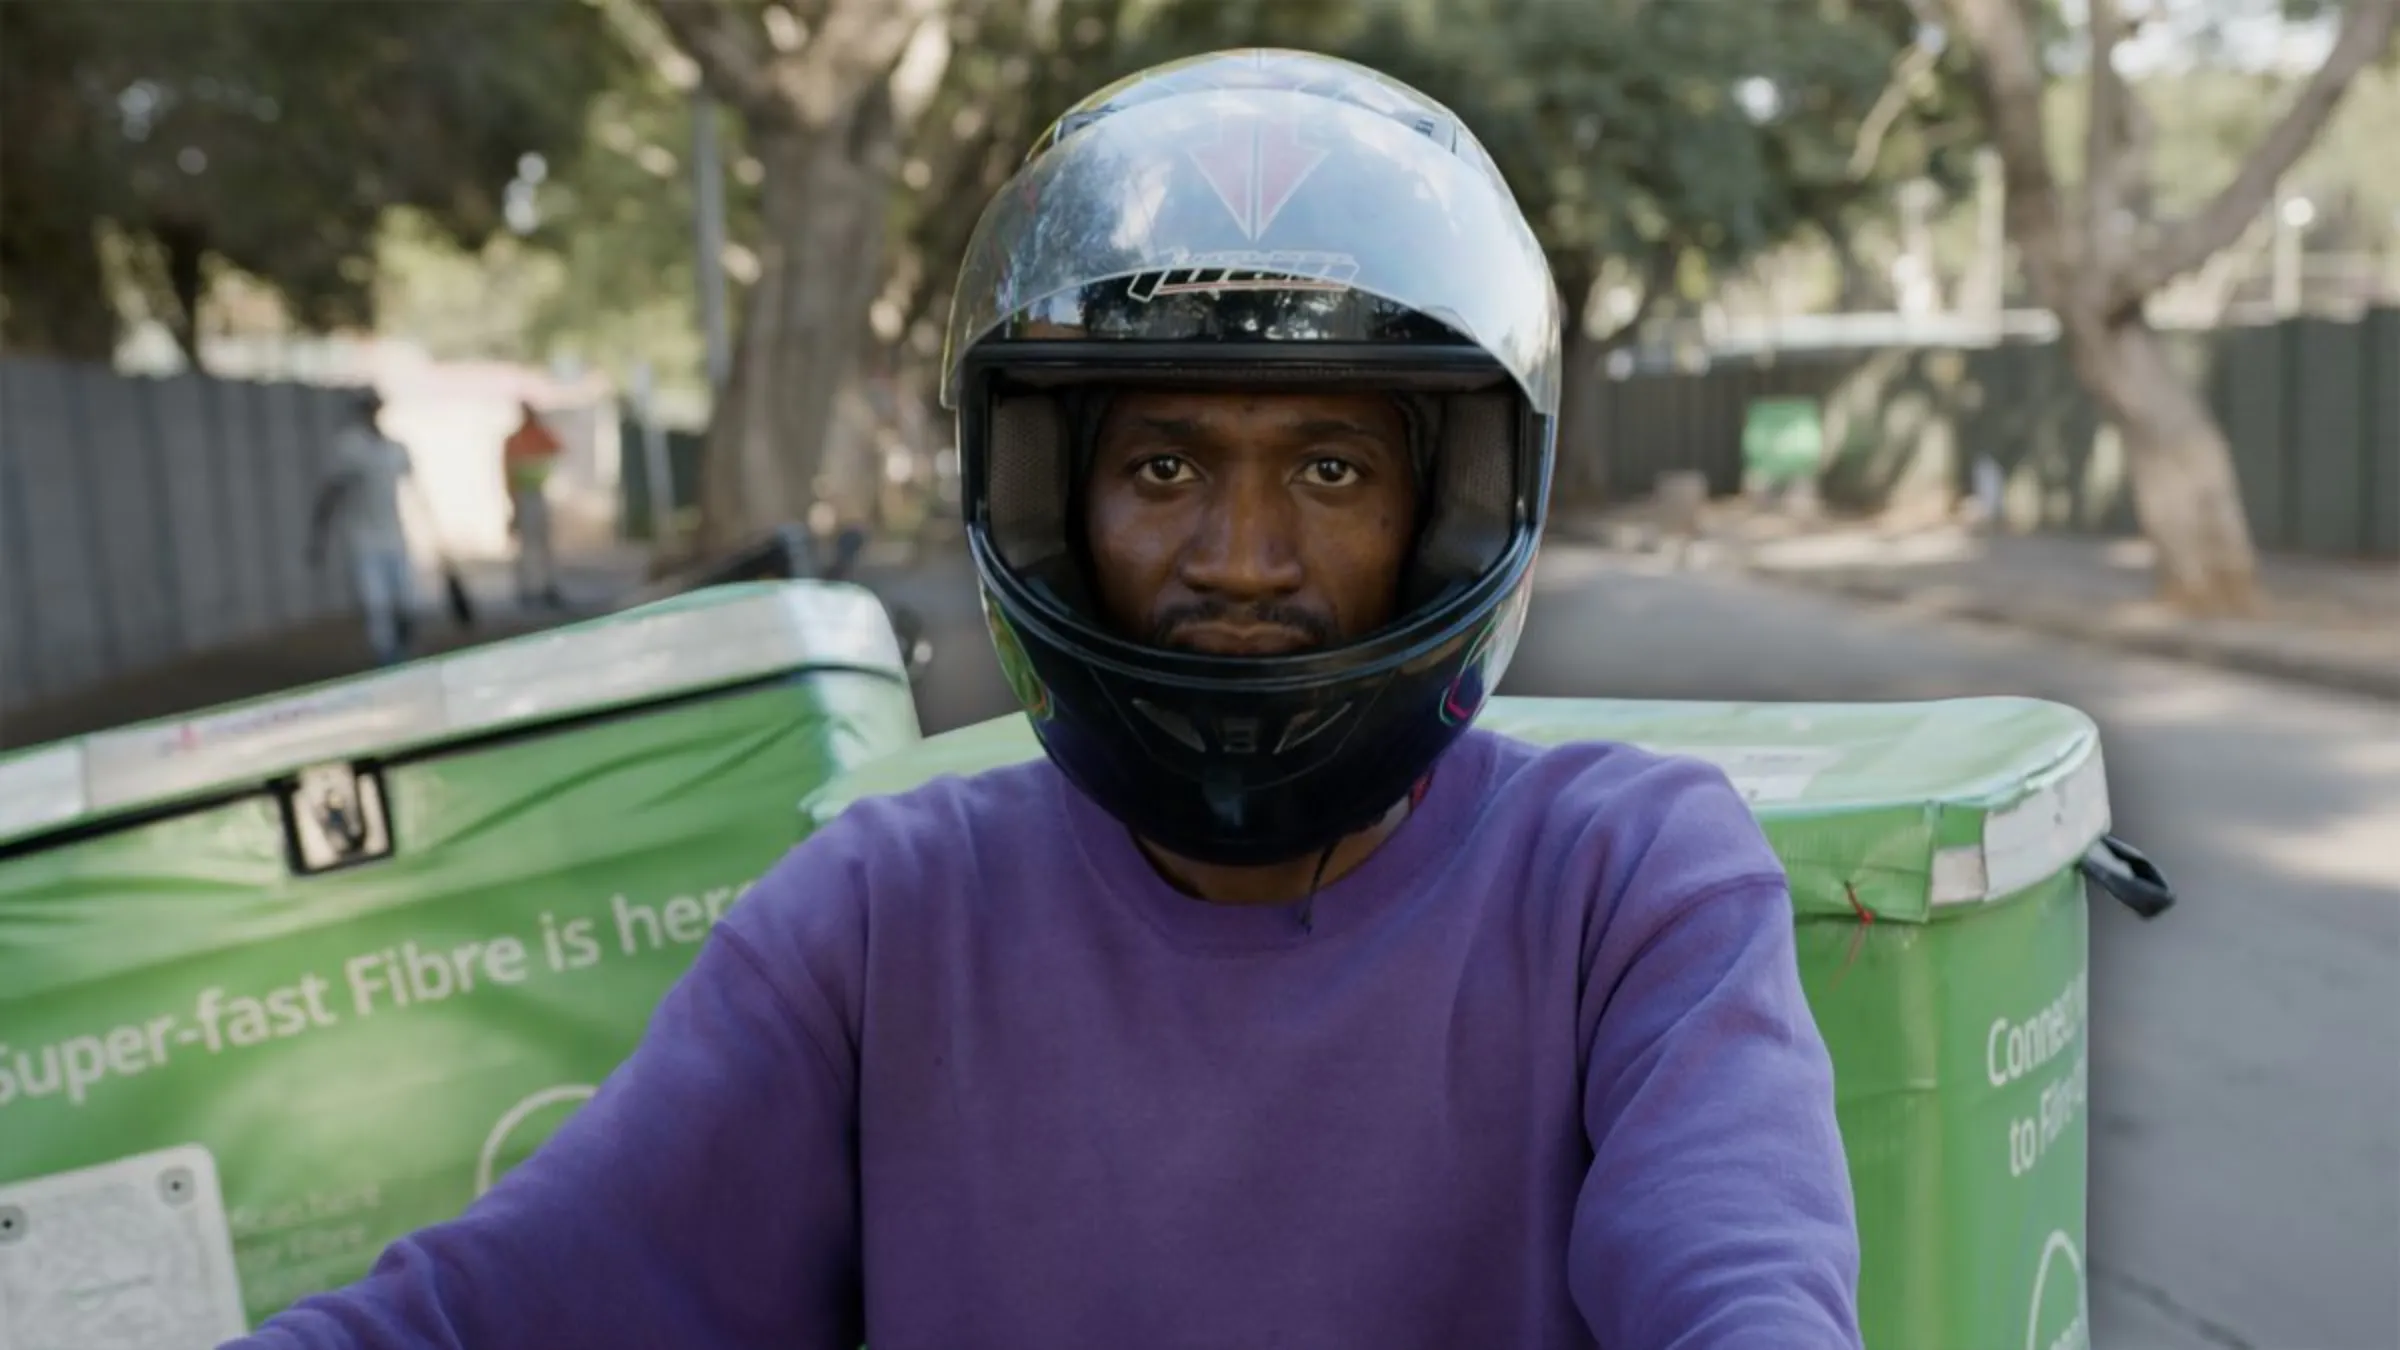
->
(1116, 414), (1206, 445)
(1117, 413), (1392, 447)
(1289, 417), (1383, 441)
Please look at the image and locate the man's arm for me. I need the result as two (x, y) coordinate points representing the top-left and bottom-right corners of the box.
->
(222, 877), (863, 1349)
(1567, 762), (1862, 1349)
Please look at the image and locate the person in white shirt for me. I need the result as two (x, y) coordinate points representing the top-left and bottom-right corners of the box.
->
(310, 390), (420, 665)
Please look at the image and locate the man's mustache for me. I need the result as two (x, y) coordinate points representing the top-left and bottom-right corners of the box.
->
(1150, 598), (1338, 650)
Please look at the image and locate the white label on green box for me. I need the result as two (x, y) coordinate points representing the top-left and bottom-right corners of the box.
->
(0, 1143), (248, 1349)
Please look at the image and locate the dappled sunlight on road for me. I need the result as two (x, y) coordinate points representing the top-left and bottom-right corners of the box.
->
(2217, 809), (2400, 892)
(2071, 669), (2266, 727)
(2093, 688), (2400, 887)
(1743, 527), (1985, 571)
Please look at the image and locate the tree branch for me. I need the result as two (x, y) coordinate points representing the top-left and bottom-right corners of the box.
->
(781, 0), (836, 30)
(2080, 0), (2127, 293)
(1945, 0), (2079, 310)
(1848, 40), (1940, 182)
(644, 0), (784, 122)
(2113, 0), (2399, 307)
(771, 0), (945, 131)
(1592, 241), (1683, 355)
(586, 0), (698, 96)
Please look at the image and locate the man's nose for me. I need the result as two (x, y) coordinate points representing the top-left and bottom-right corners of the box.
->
(1178, 473), (1305, 599)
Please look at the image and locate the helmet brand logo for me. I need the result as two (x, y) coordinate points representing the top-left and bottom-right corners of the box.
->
(1187, 116), (1328, 240)
(1127, 249), (1360, 301)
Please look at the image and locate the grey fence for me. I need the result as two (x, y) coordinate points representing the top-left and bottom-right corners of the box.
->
(0, 358), (359, 715)
(1554, 306), (2400, 560)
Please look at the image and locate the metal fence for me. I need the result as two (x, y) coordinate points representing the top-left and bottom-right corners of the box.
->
(0, 358), (360, 715)
(1555, 306), (2400, 560)
(7, 309), (2390, 718)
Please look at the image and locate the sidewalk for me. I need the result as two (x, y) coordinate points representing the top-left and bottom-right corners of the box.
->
(0, 547), (652, 752)
(1555, 504), (2400, 701)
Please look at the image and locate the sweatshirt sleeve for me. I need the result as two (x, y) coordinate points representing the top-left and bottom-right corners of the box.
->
(1566, 759), (1863, 1350)
(218, 851), (865, 1350)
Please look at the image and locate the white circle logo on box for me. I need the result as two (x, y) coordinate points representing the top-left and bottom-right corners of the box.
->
(2026, 1228), (2090, 1350)
(477, 1084), (598, 1197)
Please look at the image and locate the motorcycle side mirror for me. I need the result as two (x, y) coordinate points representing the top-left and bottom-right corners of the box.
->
(2079, 834), (2177, 919)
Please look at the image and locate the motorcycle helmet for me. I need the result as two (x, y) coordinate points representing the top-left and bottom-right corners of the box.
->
(944, 48), (1561, 867)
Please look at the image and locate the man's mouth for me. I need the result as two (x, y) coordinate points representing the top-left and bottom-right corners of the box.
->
(1168, 623), (1320, 656)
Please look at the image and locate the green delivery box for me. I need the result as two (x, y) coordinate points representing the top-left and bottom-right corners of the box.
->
(799, 694), (2127, 1350)
(0, 581), (921, 1338)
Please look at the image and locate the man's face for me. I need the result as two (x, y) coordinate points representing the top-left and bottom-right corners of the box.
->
(1084, 389), (1418, 656)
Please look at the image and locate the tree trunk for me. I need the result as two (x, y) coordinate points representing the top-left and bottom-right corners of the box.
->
(1551, 271), (1604, 509)
(1943, 0), (2391, 617)
(158, 221), (208, 373)
(1830, 231), (1884, 312)
(2064, 315), (2261, 614)
(1550, 249), (1684, 510)
(695, 87), (904, 555)
(0, 215), (117, 361)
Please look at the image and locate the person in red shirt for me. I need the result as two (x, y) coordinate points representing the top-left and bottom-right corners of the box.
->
(502, 402), (566, 610)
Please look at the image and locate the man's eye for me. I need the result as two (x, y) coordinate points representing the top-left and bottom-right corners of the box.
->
(1302, 458), (1361, 487)
(1134, 455), (1192, 484)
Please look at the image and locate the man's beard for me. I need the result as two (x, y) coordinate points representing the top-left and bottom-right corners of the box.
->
(1149, 597), (1339, 652)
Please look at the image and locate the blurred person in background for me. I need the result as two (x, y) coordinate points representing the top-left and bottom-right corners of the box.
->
(503, 400), (566, 610)
(825, 519), (869, 582)
(309, 390), (420, 666)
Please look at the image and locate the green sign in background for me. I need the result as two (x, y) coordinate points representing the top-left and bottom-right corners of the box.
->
(1743, 396), (1828, 486)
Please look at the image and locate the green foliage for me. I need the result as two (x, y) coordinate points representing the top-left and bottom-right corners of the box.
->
(2044, 61), (2400, 229)
(0, 0), (625, 361)
(519, 75), (763, 398)
(1, 0), (1975, 376)
(883, 0), (1152, 352)
(883, 0), (1977, 345)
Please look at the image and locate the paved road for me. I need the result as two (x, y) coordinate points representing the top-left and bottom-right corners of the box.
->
(875, 543), (2400, 1350)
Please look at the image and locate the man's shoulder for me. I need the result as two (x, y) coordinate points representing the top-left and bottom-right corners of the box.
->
(765, 756), (1069, 896)
(724, 756), (1071, 956)
(1471, 727), (1748, 819)
(1463, 727), (1781, 894)
(819, 755), (1066, 850)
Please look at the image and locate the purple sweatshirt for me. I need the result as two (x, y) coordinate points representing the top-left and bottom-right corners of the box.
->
(227, 729), (1861, 1349)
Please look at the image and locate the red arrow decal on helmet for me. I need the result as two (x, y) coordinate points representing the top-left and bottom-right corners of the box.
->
(1187, 115), (1328, 241)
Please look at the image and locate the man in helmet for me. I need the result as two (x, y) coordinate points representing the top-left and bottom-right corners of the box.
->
(227, 51), (1860, 1350)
